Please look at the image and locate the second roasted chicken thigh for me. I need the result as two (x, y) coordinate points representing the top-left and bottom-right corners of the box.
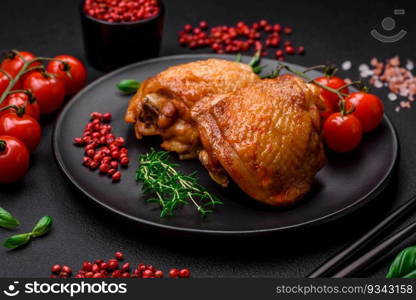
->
(191, 74), (326, 206)
(125, 58), (259, 159)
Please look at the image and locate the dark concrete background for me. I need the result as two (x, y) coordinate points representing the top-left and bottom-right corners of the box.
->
(0, 0), (415, 277)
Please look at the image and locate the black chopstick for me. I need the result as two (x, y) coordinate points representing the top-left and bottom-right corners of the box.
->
(332, 220), (416, 277)
(307, 194), (416, 278)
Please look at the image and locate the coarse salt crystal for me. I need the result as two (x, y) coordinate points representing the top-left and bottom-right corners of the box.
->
(342, 61), (352, 71)
(395, 106), (400, 112)
(359, 64), (369, 72)
(388, 93), (398, 101)
(360, 70), (373, 78)
(374, 80), (383, 88)
(406, 60), (414, 71)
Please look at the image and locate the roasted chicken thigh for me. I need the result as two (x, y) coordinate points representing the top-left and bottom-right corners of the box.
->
(191, 74), (326, 206)
(125, 59), (259, 159)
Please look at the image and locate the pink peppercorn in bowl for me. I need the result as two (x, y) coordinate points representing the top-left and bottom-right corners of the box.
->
(80, 0), (165, 71)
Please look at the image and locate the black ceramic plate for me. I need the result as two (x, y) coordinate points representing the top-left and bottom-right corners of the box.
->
(53, 54), (399, 236)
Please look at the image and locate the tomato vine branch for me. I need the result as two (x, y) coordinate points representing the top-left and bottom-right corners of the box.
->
(0, 49), (70, 105)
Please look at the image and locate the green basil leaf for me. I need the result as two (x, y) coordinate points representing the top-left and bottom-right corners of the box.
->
(0, 207), (19, 229)
(387, 246), (416, 278)
(403, 269), (416, 278)
(117, 79), (141, 94)
(3, 233), (31, 249)
(31, 216), (53, 238)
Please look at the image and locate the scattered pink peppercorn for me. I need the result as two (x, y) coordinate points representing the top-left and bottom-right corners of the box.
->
(179, 268), (190, 278)
(169, 268), (179, 278)
(154, 270), (164, 278)
(121, 262), (130, 272)
(285, 45), (295, 55)
(115, 251), (124, 260)
(143, 269), (154, 278)
(283, 26), (293, 35)
(62, 265), (72, 275)
(73, 112), (129, 182)
(275, 49), (284, 58)
(177, 19), (305, 61)
(50, 252), (191, 279)
(51, 264), (62, 274)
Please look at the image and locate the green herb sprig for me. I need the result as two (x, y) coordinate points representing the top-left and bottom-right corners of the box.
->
(117, 79), (141, 94)
(387, 246), (416, 278)
(3, 216), (53, 249)
(136, 150), (222, 217)
(247, 50), (264, 74)
(0, 207), (20, 229)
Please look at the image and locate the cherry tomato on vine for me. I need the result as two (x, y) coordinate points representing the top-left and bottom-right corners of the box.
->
(315, 76), (349, 111)
(345, 92), (384, 133)
(0, 51), (41, 78)
(0, 135), (30, 184)
(0, 71), (21, 96)
(0, 113), (41, 152)
(0, 93), (40, 120)
(0, 72), (10, 97)
(23, 72), (66, 114)
(323, 112), (362, 153)
(320, 96), (334, 120)
(46, 55), (87, 96)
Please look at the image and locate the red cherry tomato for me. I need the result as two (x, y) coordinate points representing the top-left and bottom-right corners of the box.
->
(46, 55), (87, 96)
(0, 93), (40, 120)
(0, 71), (22, 96)
(323, 112), (362, 153)
(345, 92), (384, 133)
(0, 113), (41, 152)
(320, 96), (334, 120)
(0, 72), (10, 96)
(0, 51), (41, 78)
(23, 72), (66, 114)
(315, 76), (349, 111)
(0, 135), (30, 184)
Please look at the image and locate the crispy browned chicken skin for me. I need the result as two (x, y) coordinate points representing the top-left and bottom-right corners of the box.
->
(191, 74), (326, 206)
(125, 59), (259, 159)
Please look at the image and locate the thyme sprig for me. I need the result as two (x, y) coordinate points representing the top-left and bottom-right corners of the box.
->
(136, 150), (222, 217)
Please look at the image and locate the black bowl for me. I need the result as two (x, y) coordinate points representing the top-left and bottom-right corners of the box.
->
(79, 0), (165, 71)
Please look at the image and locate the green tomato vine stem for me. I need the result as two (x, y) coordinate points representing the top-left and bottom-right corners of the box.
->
(0, 49), (70, 105)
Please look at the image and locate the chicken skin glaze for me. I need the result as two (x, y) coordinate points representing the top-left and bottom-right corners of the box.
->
(191, 74), (326, 206)
(124, 59), (259, 159)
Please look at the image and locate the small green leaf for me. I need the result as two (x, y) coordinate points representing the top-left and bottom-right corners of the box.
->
(387, 246), (416, 278)
(3, 233), (31, 249)
(235, 53), (242, 62)
(117, 79), (141, 94)
(31, 216), (53, 238)
(0, 207), (19, 229)
(248, 50), (261, 68)
(252, 65), (264, 74)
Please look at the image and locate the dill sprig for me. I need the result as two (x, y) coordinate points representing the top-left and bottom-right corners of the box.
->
(136, 149), (223, 218)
